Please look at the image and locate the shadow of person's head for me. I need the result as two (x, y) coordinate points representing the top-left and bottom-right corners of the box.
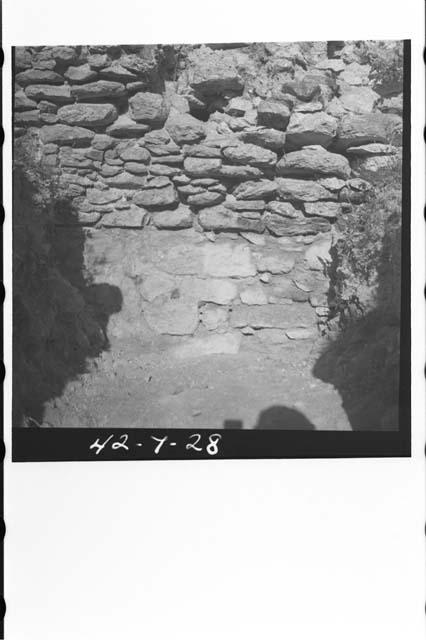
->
(254, 406), (315, 430)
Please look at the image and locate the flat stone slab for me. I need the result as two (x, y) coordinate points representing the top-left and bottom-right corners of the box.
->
(203, 243), (257, 277)
(172, 333), (241, 358)
(230, 302), (317, 329)
(144, 298), (199, 335)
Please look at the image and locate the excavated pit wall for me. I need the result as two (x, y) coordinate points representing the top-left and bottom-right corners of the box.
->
(13, 42), (403, 355)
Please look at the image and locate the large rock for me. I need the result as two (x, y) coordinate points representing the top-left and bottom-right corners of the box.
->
(106, 114), (150, 138)
(119, 145), (151, 163)
(257, 100), (291, 130)
(99, 63), (138, 82)
(254, 249), (296, 274)
(303, 202), (343, 219)
(58, 147), (93, 168)
(101, 206), (148, 228)
(144, 298), (199, 335)
(266, 201), (300, 218)
(57, 103), (118, 127)
(239, 127), (287, 151)
(86, 188), (122, 205)
(129, 92), (169, 125)
(275, 178), (336, 202)
(103, 172), (147, 189)
(338, 85), (380, 114)
(345, 143), (397, 157)
(152, 206), (193, 229)
(276, 145), (350, 179)
(282, 76), (322, 101)
(187, 48), (244, 95)
(339, 62), (370, 86)
(335, 113), (401, 150)
(70, 80), (126, 99)
(198, 206), (264, 233)
(225, 197), (265, 212)
(231, 303), (316, 329)
(133, 183), (178, 209)
(264, 212), (331, 236)
(165, 112), (206, 145)
(16, 69), (64, 86)
(233, 179), (277, 200)
(286, 112), (337, 148)
(221, 143), (277, 167)
(25, 84), (72, 104)
(203, 243), (256, 277)
(64, 64), (98, 84)
(187, 191), (225, 208)
(14, 91), (37, 111)
(183, 157), (221, 178)
(40, 124), (95, 145)
(218, 165), (263, 180)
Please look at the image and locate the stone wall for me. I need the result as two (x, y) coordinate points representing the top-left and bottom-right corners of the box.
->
(13, 42), (403, 354)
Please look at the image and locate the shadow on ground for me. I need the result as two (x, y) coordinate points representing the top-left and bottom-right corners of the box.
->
(13, 156), (122, 427)
(224, 406), (315, 430)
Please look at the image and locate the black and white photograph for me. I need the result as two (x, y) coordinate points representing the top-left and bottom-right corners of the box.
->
(11, 39), (410, 457)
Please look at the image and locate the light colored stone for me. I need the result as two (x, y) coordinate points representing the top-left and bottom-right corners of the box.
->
(144, 298), (199, 335)
(286, 112), (337, 148)
(187, 191), (225, 208)
(199, 206), (264, 233)
(200, 303), (228, 330)
(165, 112), (206, 145)
(239, 127), (287, 151)
(172, 333), (241, 358)
(133, 183), (179, 209)
(141, 272), (176, 302)
(101, 206), (148, 228)
(222, 143), (277, 167)
(345, 143), (397, 156)
(266, 201), (300, 218)
(203, 243), (256, 277)
(240, 285), (268, 305)
(240, 232), (266, 245)
(119, 145), (151, 163)
(304, 235), (332, 270)
(106, 114), (150, 138)
(233, 179), (277, 200)
(16, 69), (64, 86)
(225, 197), (266, 212)
(129, 92), (169, 125)
(58, 103), (118, 127)
(265, 212), (331, 236)
(152, 206), (193, 229)
(40, 124), (95, 145)
(304, 202), (343, 219)
(338, 85), (380, 114)
(218, 165), (263, 180)
(254, 250), (296, 274)
(335, 113), (400, 151)
(276, 145), (350, 180)
(285, 328), (316, 340)
(64, 64), (98, 84)
(86, 188), (122, 205)
(25, 84), (72, 104)
(231, 303), (316, 329)
(103, 172), (147, 189)
(275, 178), (335, 202)
(71, 80), (126, 100)
(339, 62), (370, 86)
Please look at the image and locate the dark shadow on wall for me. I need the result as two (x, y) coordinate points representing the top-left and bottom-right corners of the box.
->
(312, 171), (402, 431)
(223, 406), (315, 430)
(13, 151), (122, 427)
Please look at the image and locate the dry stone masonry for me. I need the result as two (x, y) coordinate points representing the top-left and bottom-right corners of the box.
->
(14, 42), (403, 355)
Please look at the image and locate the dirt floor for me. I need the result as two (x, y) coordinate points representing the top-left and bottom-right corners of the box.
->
(41, 333), (352, 431)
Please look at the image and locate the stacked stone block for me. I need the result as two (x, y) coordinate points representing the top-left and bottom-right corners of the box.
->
(13, 43), (403, 352)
